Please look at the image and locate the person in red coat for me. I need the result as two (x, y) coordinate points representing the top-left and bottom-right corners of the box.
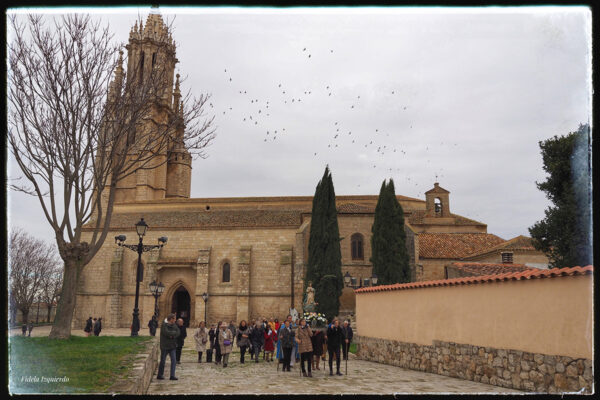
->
(263, 324), (277, 362)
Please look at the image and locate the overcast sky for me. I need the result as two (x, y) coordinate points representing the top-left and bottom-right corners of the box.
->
(6, 6), (592, 245)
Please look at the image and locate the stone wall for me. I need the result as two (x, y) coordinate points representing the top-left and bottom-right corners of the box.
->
(108, 336), (160, 394)
(356, 336), (593, 394)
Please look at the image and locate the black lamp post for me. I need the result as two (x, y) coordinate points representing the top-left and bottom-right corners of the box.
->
(115, 217), (168, 337)
(201, 292), (209, 322)
(149, 280), (165, 318)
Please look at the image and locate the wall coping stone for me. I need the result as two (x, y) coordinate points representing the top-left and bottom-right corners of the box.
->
(108, 336), (160, 394)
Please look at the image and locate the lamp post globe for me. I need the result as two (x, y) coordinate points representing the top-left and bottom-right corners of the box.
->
(344, 271), (351, 287)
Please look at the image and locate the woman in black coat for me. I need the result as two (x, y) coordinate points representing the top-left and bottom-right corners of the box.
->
(278, 320), (295, 372)
(249, 320), (265, 363)
(310, 328), (324, 370)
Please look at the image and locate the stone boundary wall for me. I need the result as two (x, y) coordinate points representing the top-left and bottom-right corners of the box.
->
(108, 337), (160, 394)
(356, 335), (593, 394)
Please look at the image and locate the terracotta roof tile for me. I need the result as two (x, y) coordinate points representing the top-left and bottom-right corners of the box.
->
(448, 262), (534, 276)
(355, 265), (593, 293)
(337, 203), (376, 213)
(418, 233), (505, 259)
(463, 235), (538, 259)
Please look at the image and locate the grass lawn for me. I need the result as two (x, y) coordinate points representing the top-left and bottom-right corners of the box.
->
(9, 335), (152, 394)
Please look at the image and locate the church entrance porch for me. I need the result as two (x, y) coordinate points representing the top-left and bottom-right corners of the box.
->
(171, 286), (191, 327)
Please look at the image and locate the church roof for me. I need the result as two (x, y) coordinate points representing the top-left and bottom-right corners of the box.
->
(102, 209), (304, 229)
(418, 233), (505, 259)
(336, 203), (376, 213)
(447, 262), (534, 276)
(462, 235), (539, 259)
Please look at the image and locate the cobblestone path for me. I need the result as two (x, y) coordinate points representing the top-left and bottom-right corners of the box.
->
(147, 339), (522, 394)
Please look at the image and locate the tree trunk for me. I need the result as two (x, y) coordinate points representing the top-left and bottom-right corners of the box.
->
(22, 309), (29, 325)
(49, 257), (83, 339)
(47, 305), (52, 323)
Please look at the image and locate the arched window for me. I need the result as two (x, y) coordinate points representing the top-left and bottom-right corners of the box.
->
(222, 262), (231, 283)
(351, 233), (364, 260)
(434, 198), (442, 216)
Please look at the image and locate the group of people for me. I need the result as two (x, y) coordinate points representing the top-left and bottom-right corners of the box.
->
(155, 313), (354, 381)
(83, 317), (103, 336)
(21, 322), (34, 337)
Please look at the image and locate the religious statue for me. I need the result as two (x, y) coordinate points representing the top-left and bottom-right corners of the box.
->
(303, 281), (317, 312)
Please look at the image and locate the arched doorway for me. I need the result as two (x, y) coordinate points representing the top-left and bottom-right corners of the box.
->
(171, 286), (191, 327)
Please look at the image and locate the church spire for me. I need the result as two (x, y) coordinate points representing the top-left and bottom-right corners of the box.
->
(173, 73), (181, 113)
(108, 50), (124, 102)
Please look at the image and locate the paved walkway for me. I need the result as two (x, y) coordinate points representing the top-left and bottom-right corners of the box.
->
(9, 326), (521, 394)
(147, 339), (522, 395)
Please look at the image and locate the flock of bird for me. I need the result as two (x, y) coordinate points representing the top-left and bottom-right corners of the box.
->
(206, 45), (454, 196)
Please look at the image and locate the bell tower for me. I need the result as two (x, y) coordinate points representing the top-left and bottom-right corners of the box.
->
(110, 7), (191, 203)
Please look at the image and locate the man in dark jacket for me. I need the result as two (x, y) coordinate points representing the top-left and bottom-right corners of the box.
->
(249, 320), (265, 363)
(84, 317), (93, 336)
(148, 315), (158, 336)
(21, 324), (27, 336)
(175, 318), (187, 364)
(207, 324), (216, 363)
(157, 313), (180, 380)
(93, 318), (102, 336)
(326, 318), (344, 376)
(341, 320), (354, 360)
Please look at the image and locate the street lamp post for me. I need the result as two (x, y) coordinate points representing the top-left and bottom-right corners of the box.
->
(115, 218), (168, 337)
(149, 280), (165, 318)
(201, 292), (209, 322)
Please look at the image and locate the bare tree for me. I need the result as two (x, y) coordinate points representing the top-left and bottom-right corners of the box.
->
(9, 229), (60, 326)
(39, 262), (64, 323)
(8, 14), (216, 338)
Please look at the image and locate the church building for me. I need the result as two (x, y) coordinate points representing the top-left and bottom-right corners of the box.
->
(74, 12), (547, 329)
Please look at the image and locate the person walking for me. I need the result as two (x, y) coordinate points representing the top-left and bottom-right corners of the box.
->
(249, 319), (265, 364)
(175, 318), (187, 364)
(228, 320), (237, 347)
(193, 321), (209, 363)
(148, 315), (158, 336)
(263, 323), (277, 362)
(157, 313), (180, 380)
(218, 321), (233, 367)
(21, 323), (27, 336)
(27, 322), (34, 337)
(236, 320), (250, 363)
(326, 318), (344, 376)
(214, 320), (223, 364)
(83, 317), (93, 337)
(341, 320), (354, 360)
(279, 319), (295, 372)
(311, 328), (324, 370)
(207, 323), (217, 363)
(274, 318), (280, 331)
(295, 318), (314, 377)
(93, 318), (102, 336)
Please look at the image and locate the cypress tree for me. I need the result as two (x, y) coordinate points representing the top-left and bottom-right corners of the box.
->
(305, 167), (328, 289)
(306, 166), (343, 320)
(370, 179), (411, 285)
